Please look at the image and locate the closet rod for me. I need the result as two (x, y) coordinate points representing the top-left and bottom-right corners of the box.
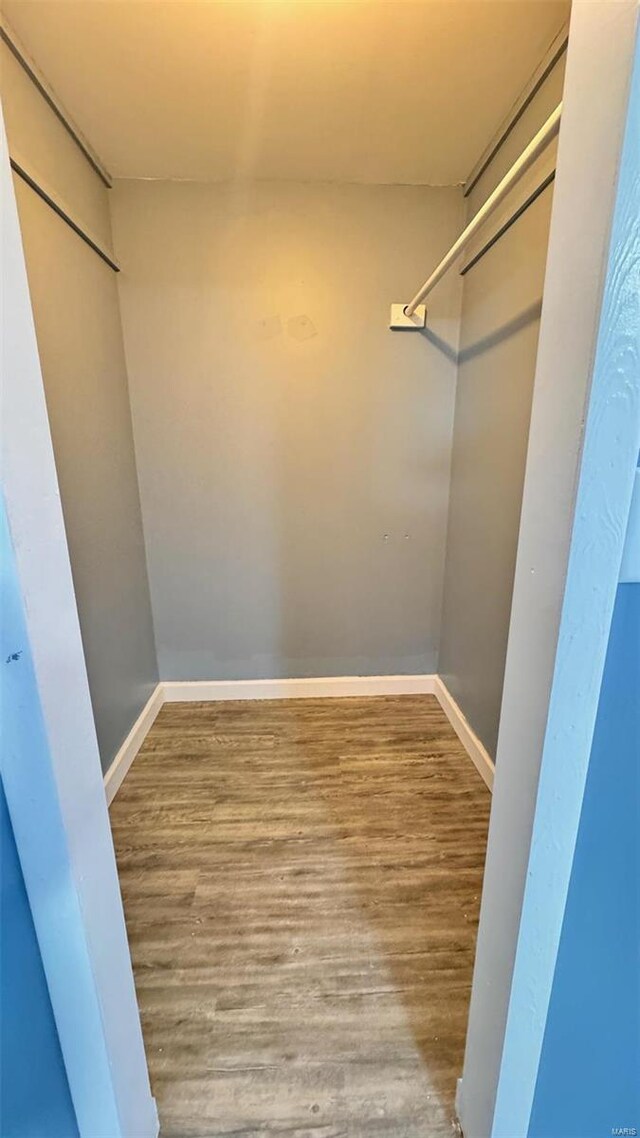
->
(460, 169), (556, 276)
(10, 157), (120, 272)
(405, 103), (561, 317)
(390, 102), (562, 329)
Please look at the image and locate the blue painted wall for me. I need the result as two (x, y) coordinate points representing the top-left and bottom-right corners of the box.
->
(528, 581), (640, 1137)
(0, 493), (79, 1138)
(0, 778), (79, 1137)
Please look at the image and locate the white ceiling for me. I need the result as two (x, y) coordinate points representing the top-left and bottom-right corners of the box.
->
(2, 0), (570, 185)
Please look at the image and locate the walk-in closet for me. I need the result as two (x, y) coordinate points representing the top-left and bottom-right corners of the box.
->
(2, 2), (638, 1136)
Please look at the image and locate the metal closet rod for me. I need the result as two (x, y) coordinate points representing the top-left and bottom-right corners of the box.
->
(404, 102), (562, 319)
(460, 168), (556, 277)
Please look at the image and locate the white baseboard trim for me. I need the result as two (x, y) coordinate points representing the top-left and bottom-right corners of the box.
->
(433, 676), (495, 791)
(162, 674), (438, 702)
(105, 673), (493, 804)
(103, 684), (164, 806)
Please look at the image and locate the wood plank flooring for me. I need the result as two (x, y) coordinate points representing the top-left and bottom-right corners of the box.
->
(109, 695), (491, 1138)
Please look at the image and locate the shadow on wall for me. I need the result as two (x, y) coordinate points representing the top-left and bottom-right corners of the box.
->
(438, 274), (548, 759)
(420, 326), (459, 364)
(458, 301), (543, 364)
(419, 300), (543, 367)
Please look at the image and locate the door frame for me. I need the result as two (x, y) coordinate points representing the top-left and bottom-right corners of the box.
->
(0, 111), (157, 1138)
(458, 4), (640, 1135)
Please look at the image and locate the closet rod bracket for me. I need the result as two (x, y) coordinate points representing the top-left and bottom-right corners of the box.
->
(389, 303), (426, 330)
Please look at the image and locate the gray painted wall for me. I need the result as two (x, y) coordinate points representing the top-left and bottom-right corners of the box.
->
(2, 45), (158, 773)
(111, 180), (463, 681)
(438, 55), (566, 757)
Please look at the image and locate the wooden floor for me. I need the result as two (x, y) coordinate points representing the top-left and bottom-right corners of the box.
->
(110, 696), (491, 1138)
